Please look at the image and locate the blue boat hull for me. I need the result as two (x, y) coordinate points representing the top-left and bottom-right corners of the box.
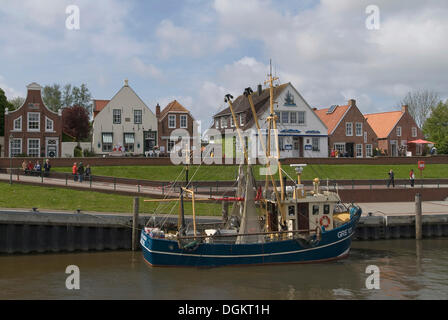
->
(141, 212), (361, 267)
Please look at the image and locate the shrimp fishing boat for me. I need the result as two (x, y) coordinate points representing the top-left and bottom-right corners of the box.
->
(141, 71), (362, 267)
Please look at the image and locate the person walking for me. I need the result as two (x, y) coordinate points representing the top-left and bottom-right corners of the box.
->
(85, 164), (91, 179)
(77, 162), (85, 183)
(387, 169), (395, 188)
(72, 162), (78, 182)
(409, 169), (415, 188)
(43, 159), (51, 177)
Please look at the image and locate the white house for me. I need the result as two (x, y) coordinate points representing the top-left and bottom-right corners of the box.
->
(210, 82), (329, 159)
(92, 80), (158, 155)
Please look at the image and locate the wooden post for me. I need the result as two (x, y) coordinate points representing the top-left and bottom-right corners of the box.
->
(222, 201), (229, 223)
(132, 197), (140, 251)
(415, 193), (422, 240)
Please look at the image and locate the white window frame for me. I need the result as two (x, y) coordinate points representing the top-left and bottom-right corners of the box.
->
(102, 132), (113, 152)
(27, 112), (40, 132)
(364, 131), (367, 143)
(180, 114), (188, 128)
(298, 111), (305, 125)
(45, 116), (54, 132)
(366, 144), (373, 157)
(221, 117), (227, 128)
(412, 127), (417, 137)
(290, 112), (297, 124)
(239, 114), (244, 126)
(113, 109), (121, 124)
(167, 140), (175, 152)
(168, 115), (176, 128)
(356, 144), (363, 158)
(355, 122), (363, 136)
(281, 111), (289, 124)
(27, 138), (40, 157)
(396, 126), (402, 137)
(334, 143), (345, 154)
(312, 137), (320, 152)
(230, 116), (234, 127)
(134, 110), (142, 124)
(346, 122), (353, 136)
(10, 138), (22, 157)
(13, 116), (22, 131)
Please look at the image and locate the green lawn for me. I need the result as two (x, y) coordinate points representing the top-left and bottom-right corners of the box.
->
(52, 163), (448, 181)
(0, 182), (223, 216)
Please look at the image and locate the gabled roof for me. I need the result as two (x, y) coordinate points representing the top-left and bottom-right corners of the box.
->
(364, 110), (403, 139)
(159, 100), (193, 120)
(93, 100), (110, 113)
(314, 105), (350, 135)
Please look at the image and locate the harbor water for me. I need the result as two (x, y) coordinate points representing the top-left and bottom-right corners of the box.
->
(1, 238), (447, 300)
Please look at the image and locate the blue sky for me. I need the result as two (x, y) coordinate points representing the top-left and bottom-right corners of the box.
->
(1, 0), (447, 129)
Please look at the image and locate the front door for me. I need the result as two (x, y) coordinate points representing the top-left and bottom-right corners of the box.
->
(390, 140), (398, 156)
(144, 131), (157, 152)
(346, 142), (354, 157)
(46, 138), (58, 158)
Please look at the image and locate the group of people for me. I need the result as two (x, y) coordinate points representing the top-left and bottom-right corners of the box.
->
(72, 162), (91, 182)
(387, 169), (416, 188)
(22, 159), (51, 176)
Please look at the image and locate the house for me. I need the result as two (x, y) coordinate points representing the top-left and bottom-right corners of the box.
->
(315, 99), (377, 157)
(210, 82), (329, 159)
(4, 82), (62, 158)
(364, 105), (424, 156)
(92, 80), (158, 155)
(155, 100), (196, 154)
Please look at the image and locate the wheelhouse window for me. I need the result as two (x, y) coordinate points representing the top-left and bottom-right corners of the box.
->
(124, 133), (135, 152)
(134, 110), (142, 124)
(180, 115), (187, 128)
(27, 112), (40, 131)
(323, 204), (330, 215)
(312, 205), (319, 215)
(102, 133), (113, 152)
(28, 138), (40, 157)
(113, 109), (121, 124)
(346, 122), (353, 136)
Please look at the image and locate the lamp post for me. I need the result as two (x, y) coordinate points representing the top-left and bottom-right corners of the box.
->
(9, 134), (13, 185)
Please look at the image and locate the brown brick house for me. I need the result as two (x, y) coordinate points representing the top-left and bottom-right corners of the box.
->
(156, 100), (196, 154)
(315, 99), (377, 157)
(4, 82), (63, 158)
(364, 105), (424, 156)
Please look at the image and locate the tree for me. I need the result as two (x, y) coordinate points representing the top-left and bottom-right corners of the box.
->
(62, 105), (91, 141)
(42, 84), (62, 112)
(399, 89), (440, 128)
(8, 96), (25, 109)
(423, 100), (448, 154)
(72, 83), (92, 114)
(0, 88), (14, 136)
(62, 84), (74, 108)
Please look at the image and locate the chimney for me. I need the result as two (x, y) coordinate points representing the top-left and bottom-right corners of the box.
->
(401, 105), (408, 113)
(257, 84), (262, 96)
(348, 99), (356, 107)
(312, 107), (317, 111)
(156, 103), (160, 119)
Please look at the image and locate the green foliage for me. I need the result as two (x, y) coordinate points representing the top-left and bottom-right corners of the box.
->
(83, 149), (96, 157)
(8, 96), (25, 109)
(42, 84), (62, 112)
(42, 83), (92, 114)
(0, 88), (14, 136)
(74, 146), (83, 157)
(423, 100), (448, 154)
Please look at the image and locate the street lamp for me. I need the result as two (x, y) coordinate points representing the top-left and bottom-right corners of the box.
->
(9, 134), (13, 184)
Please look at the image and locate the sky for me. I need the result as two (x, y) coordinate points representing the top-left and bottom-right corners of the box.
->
(1, 0), (447, 130)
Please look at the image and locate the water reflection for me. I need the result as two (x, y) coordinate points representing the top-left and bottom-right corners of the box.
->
(0, 239), (447, 300)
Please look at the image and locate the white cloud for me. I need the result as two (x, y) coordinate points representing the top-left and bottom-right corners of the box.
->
(131, 58), (163, 79)
(0, 76), (24, 100)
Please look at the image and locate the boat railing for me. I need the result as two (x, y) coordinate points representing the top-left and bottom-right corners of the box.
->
(176, 228), (315, 241)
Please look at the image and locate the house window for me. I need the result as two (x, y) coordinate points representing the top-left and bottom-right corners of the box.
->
(215, 118), (219, 129)
(412, 127), (417, 137)
(10, 138), (22, 157)
(46, 117), (54, 132)
(281, 111), (289, 124)
(28, 138), (40, 157)
(312, 137), (320, 151)
(298, 111), (305, 124)
(230, 116), (234, 127)
(290, 112), (297, 124)
(334, 143), (345, 154)
(113, 109), (121, 124)
(366, 144), (373, 157)
(356, 123), (363, 136)
(240, 114), (244, 126)
(356, 144), (363, 158)
(102, 133), (113, 152)
(346, 122), (353, 136)
(396, 126), (402, 137)
(168, 115), (176, 128)
(124, 133), (135, 152)
(134, 110), (142, 124)
(13, 116), (22, 131)
(364, 131), (367, 143)
(180, 115), (187, 128)
(221, 117), (227, 128)
(28, 112), (40, 131)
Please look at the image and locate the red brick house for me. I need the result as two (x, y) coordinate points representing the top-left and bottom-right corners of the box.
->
(4, 82), (63, 158)
(156, 100), (196, 154)
(315, 99), (377, 157)
(364, 105), (424, 156)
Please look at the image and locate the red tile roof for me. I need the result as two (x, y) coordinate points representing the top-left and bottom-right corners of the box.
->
(314, 105), (350, 134)
(93, 99), (110, 118)
(159, 100), (192, 120)
(364, 110), (403, 139)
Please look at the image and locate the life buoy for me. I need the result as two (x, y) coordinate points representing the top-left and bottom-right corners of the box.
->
(319, 216), (331, 228)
